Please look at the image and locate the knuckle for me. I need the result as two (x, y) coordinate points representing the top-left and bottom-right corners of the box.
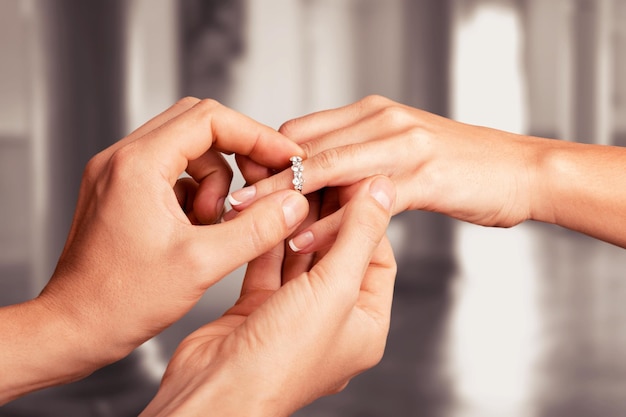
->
(107, 144), (139, 177)
(404, 126), (435, 158)
(300, 140), (316, 158)
(247, 212), (284, 254)
(405, 125), (432, 150)
(83, 152), (105, 182)
(278, 118), (299, 138)
(311, 147), (341, 171)
(375, 104), (412, 128)
(198, 97), (221, 109)
(177, 236), (212, 275)
(174, 96), (200, 109)
(194, 98), (222, 117)
(359, 94), (390, 109)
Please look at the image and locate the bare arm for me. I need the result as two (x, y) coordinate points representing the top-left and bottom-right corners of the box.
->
(0, 97), (306, 404)
(533, 139), (626, 247)
(230, 95), (626, 249)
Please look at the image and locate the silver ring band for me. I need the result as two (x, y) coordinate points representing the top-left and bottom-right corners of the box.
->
(290, 156), (304, 193)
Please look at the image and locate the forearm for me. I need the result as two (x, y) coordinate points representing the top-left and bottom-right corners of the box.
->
(531, 138), (626, 247)
(140, 363), (283, 417)
(0, 298), (98, 404)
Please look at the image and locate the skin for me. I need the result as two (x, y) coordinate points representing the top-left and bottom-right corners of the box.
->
(0, 97), (308, 404)
(230, 94), (626, 250)
(140, 176), (397, 417)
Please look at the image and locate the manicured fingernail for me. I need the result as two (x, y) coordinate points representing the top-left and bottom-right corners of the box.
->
(282, 194), (306, 229)
(369, 177), (393, 211)
(228, 185), (256, 206)
(288, 231), (314, 253)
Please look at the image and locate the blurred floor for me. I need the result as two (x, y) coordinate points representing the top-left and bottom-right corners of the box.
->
(294, 218), (626, 417)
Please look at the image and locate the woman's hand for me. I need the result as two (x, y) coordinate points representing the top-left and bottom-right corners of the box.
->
(140, 176), (397, 417)
(233, 95), (626, 248)
(231, 95), (543, 228)
(0, 97), (308, 403)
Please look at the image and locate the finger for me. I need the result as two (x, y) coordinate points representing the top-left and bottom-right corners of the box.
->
(287, 180), (380, 255)
(102, 97), (201, 159)
(357, 235), (397, 316)
(239, 243), (284, 298)
(308, 176), (395, 294)
(173, 177), (200, 224)
(301, 187), (341, 268)
(281, 190), (323, 284)
(138, 99), (304, 185)
(296, 101), (415, 158)
(288, 207), (343, 255)
(228, 137), (408, 211)
(288, 187), (341, 254)
(188, 190), (309, 284)
(279, 95), (394, 144)
(235, 154), (274, 185)
(187, 151), (232, 224)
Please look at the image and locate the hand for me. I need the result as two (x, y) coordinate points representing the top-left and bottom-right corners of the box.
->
(29, 98), (307, 386)
(140, 176), (397, 417)
(231, 95), (542, 229)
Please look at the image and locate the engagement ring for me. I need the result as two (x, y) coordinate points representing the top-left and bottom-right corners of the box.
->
(290, 156), (304, 193)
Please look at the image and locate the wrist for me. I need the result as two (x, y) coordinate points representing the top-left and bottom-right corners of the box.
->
(142, 358), (289, 417)
(525, 136), (562, 225)
(38, 267), (140, 368)
(0, 298), (101, 403)
(36, 283), (132, 370)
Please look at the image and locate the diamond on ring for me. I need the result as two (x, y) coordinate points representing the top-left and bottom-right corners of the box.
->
(290, 156), (304, 193)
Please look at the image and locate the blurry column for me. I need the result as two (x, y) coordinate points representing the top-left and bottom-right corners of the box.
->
(30, 0), (127, 291)
(614, 0), (626, 145)
(397, 0), (456, 288)
(0, 1), (32, 305)
(571, 0), (614, 145)
(524, 0), (575, 140)
(524, 0), (614, 145)
(127, 0), (180, 132)
(14, 1), (161, 415)
(348, 0), (456, 287)
(402, 0), (451, 116)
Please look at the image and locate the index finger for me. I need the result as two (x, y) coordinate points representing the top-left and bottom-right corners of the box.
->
(308, 176), (395, 293)
(138, 99), (305, 184)
(279, 95), (395, 144)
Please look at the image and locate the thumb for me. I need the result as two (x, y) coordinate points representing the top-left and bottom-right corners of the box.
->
(193, 190), (309, 282)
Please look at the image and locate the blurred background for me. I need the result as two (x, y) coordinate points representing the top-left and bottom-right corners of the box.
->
(1, 0), (626, 416)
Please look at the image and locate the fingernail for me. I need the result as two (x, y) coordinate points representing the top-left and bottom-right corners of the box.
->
(221, 209), (237, 223)
(282, 194), (306, 229)
(228, 185), (256, 206)
(215, 197), (226, 219)
(288, 231), (314, 253)
(369, 178), (393, 211)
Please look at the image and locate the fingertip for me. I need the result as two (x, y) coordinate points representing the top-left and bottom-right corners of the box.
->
(288, 239), (302, 253)
(228, 185), (256, 207)
(368, 176), (395, 213)
(227, 193), (242, 207)
(281, 191), (309, 229)
(288, 230), (315, 253)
